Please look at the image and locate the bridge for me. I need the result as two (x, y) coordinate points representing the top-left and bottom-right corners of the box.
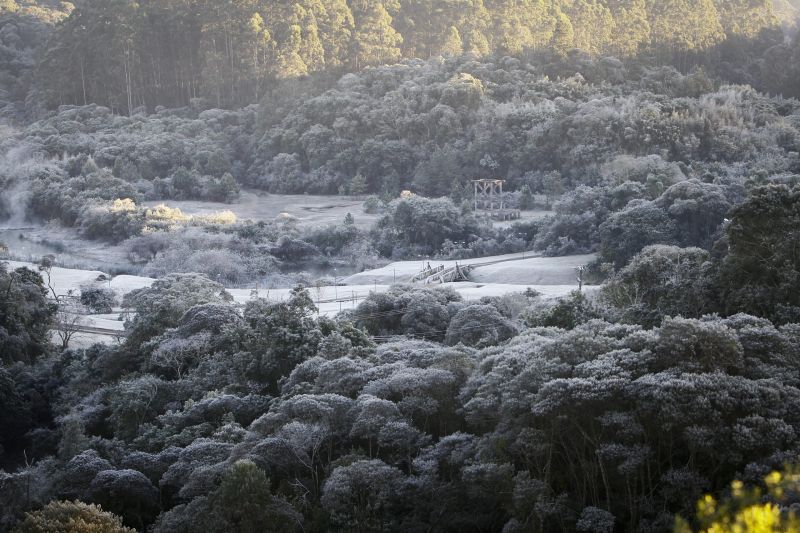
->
(410, 263), (473, 284)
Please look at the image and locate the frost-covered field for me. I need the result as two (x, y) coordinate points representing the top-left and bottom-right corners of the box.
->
(142, 190), (381, 229)
(142, 190), (552, 230)
(344, 253), (596, 285)
(7, 250), (594, 346)
(0, 226), (133, 270)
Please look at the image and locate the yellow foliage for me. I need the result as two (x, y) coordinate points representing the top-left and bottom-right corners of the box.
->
(676, 467), (800, 533)
(110, 198), (137, 213)
(144, 204), (190, 222)
(13, 500), (134, 533)
(195, 210), (237, 225)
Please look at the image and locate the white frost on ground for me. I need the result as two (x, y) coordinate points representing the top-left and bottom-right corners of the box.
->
(4, 261), (153, 298)
(468, 254), (597, 285)
(141, 190), (553, 231)
(142, 190), (381, 230)
(343, 253), (596, 286)
(7, 249), (595, 345)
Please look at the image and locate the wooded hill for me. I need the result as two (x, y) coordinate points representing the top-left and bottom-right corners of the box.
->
(1, 0), (799, 115)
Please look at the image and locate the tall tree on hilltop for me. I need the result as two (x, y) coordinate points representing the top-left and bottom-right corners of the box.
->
(608, 0), (650, 57)
(566, 0), (615, 55)
(350, 0), (403, 69)
(316, 0), (355, 69)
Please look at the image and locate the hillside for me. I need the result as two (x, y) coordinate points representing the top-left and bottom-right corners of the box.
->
(0, 0), (793, 118)
(2, 2), (800, 532)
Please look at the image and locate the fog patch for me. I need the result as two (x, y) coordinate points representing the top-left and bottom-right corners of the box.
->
(0, 140), (59, 228)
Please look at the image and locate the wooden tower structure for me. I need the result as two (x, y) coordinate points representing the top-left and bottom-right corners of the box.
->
(473, 179), (505, 212)
(473, 179), (520, 221)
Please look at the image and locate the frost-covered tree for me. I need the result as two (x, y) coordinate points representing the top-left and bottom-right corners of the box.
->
(321, 459), (405, 532)
(122, 273), (233, 349)
(603, 245), (711, 325)
(445, 304), (518, 348)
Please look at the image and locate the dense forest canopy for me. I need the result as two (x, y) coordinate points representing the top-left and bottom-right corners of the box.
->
(0, 0), (794, 114)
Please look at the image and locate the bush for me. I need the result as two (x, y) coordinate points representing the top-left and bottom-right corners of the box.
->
(363, 195), (385, 214)
(13, 500), (134, 533)
(303, 224), (361, 256)
(80, 286), (117, 313)
(270, 236), (320, 262)
(603, 245), (711, 326)
(354, 284), (462, 339)
(0, 263), (56, 364)
(445, 304), (518, 348)
(524, 291), (600, 330)
(78, 199), (144, 243)
(372, 195), (487, 258)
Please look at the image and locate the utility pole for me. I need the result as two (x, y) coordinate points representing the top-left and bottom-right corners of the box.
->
(576, 266), (586, 292)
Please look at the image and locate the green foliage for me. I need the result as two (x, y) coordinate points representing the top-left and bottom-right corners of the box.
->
(321, 459), (405, 532)
(518, 185), (535, 210)
(28, 0), (788, 113)
(603, 245), (712, 326)
(240, 287), (323, 391)
(372, 195), (483, 257)
(200, 460), (301, 532)
(0, 366), (34, 458)
(348, 173), (368, 195)
(0, 262), (56, 364)
(444, 304), (518, 348)
(12, 500), (134, 533)
(714, 184), (800, 323)
(354, 284), (462, 339)
(4, 5), (800, 533)
(599, 200), (678, 267)
(79, 286), (117, 314)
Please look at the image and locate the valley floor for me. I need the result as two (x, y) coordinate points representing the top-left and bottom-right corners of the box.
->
(6, 250), (596, 348)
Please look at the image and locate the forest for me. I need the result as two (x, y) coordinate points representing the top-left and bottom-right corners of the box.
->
(0, 0), (797, 115)
(2, 0), (800, 532)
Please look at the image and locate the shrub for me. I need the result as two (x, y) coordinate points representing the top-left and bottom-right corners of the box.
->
(79, 286), (117, 313)
(524, 291), (600, 330)
(445, 304), (518, 348)
(603, 245), (711, 326)
(372, 195), (486, 257)
(78, 199), (144, 243)
(12, 500), (134, 533)
(363, 195), (385, 214)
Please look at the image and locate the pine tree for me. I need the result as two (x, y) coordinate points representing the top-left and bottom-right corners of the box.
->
(276, 25), (309, 78)
(608, 0), (650, 57)
(317, 0), (355, 68)
(439, 25), (463, 56)
(551, 11), (575, 55)
(567, 0), (614, 55)
(349, 172), (368, 195)
(202, 460), (300, 533)
(646, 0), (725, 63)
(294, 3), (325, 72)
(351, 0), (403, 68)
(716, 0), (777, 39)
(464, 28), (490, 55)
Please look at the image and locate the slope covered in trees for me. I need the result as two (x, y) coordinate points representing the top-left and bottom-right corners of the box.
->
(2, 185), (800, 531)
(2, 0), (793, 114)
(3, 2), (800, 532)
(2, 52), (797, 271)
